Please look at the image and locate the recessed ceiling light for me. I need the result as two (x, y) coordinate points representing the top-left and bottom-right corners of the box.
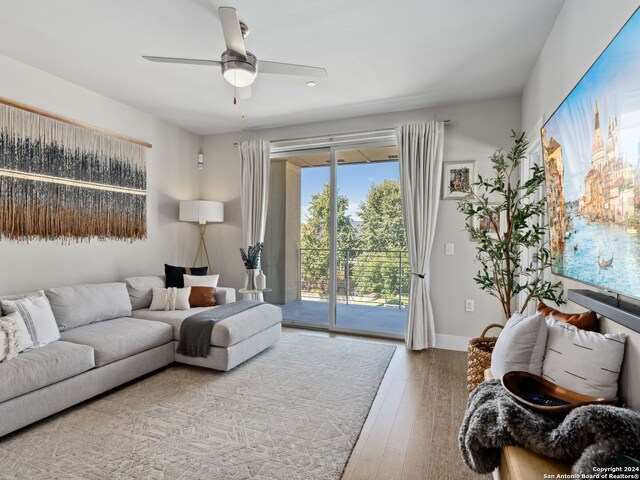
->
(306, 81), (317, 87)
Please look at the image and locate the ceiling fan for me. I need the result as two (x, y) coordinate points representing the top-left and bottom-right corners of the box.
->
(143, 6), (327, 103)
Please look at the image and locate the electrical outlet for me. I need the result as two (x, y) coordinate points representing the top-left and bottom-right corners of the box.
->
(445, 243), (455, 256)
(465, 299), (475, 312)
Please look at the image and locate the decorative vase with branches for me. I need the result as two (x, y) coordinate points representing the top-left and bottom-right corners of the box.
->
(240, 243), (264, 290)
(457, 131), (564, 320)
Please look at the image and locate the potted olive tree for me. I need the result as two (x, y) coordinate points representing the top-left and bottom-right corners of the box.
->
(458, 131), (564, 390)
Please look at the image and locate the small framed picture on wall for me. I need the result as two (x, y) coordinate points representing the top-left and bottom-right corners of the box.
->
(471, 209), (506, 240)
(442, 160), (476, 200)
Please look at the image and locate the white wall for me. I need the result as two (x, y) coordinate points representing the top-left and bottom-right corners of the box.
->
(0, 54), (201, 294)
(201, 95), (521, 340)
(522, 0), (640, 409)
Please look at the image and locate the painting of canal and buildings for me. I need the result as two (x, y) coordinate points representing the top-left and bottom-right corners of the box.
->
(541, 7), (640, 298)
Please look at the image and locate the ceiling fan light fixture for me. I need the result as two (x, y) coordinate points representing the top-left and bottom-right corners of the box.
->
(223, 65), (256, 87)
(221, 51), (257, 87)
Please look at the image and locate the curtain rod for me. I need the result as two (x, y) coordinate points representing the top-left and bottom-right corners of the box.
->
(233, 121), (451, 147)
(0, 97), (153, 149)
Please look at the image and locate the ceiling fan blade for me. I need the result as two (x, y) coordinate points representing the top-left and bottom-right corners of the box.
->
(238, 85), (252, 100)
(258, 61), (327, 78)
(218, 7), (247, 58)
(143, 56), (221, 67)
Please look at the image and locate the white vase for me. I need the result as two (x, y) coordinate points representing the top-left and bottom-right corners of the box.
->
(246, 269), (257, 290)
(256, 270), (266, 290)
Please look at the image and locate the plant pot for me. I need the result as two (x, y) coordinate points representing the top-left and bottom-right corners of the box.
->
(246, 269), (258, 290)
(467, 323), (504, 392)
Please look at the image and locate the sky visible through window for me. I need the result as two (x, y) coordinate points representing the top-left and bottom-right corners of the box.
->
(300, 161), (400, 222)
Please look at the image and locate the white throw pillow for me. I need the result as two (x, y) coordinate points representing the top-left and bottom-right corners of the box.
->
(183, 274), (219, 288)
(0, 311), (34, 361)
(1, 291), (60, 348)
(490, 312), (547, 380)
(542, 318), (625, 398)
(149, 287), (191, 311)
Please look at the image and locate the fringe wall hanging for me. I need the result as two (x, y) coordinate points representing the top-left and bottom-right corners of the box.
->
(0, 101), (148, 242)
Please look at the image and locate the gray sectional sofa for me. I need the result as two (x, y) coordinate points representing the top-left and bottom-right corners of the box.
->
(0, 277), (282, 438)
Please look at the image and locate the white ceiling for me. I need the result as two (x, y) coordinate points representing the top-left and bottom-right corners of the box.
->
(0, 0), (565, 135)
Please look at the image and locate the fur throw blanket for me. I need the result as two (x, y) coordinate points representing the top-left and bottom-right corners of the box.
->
(459, 380), (640, 474)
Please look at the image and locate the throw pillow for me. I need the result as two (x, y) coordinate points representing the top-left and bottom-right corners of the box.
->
(0, 311), (34, 361)
(1, 291), (60, 348)
(183, 274), (219, 288)
(150, 287), (191, 311)
(542, 318), (625, 398)
(165, 264), (208, 288)
(189, 286), (216, 308)
(490, 312), (547, 380)
(537, 301), (598, 331)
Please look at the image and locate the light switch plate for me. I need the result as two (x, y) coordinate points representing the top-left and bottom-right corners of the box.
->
(445, 243), (454, 256)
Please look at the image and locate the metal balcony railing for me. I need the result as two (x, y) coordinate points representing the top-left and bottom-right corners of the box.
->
(299, 248), (410, 309)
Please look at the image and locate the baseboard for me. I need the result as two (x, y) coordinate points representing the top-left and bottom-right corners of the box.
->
(434, 334), (470, 352)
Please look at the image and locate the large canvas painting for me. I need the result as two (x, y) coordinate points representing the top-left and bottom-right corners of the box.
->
(541, 7), (640, 298)
(0, 103), (147, 241)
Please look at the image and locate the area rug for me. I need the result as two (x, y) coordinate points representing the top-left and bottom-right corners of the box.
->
(0, 334), (395, 480)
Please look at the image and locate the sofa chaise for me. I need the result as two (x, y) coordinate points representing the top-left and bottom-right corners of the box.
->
(0, 278), (282, 438)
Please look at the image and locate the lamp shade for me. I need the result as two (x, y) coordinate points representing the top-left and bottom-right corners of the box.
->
(179, 200), (224, 224)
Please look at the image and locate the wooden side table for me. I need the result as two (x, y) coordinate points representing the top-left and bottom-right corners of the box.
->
(237, 288), (272, 301)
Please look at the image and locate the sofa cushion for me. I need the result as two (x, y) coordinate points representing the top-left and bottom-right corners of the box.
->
(150, 287), (191, 311)
(123, 275), (165, 310)
(131, 303), (282, 347)
(1, 291), (60, 348)
(45, 283), (132, 332)
(0, 311), (34, 360)
(165, 264), (208, 288)
(491, 312), (547, 380)
(0, 340), (94, 403)
(60, 317), (173, 367)
(542, 317), (625, 398)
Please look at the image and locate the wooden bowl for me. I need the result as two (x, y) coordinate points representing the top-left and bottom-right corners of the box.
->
(501, 371), (617, 414)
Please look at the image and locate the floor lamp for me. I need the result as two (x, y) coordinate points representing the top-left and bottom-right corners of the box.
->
(179, 200), (224, 273)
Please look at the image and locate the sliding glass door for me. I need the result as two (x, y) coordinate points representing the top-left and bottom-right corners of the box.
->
(333, 144), (408, 336)
(265, 141), (407, 339)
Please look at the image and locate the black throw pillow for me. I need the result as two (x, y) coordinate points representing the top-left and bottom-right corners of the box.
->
(164, 264), (208, 288)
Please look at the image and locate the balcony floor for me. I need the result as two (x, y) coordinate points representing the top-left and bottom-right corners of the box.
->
(277, 299), (406, 335)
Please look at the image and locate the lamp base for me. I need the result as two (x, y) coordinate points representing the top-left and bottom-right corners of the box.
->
(194, 223), (212, 273)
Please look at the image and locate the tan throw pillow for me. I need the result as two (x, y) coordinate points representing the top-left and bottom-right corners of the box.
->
(189, 287), (216, 308)
(537, 301), (598, 331)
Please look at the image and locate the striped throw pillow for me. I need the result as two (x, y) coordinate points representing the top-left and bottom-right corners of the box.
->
(1, 291), (60, 348)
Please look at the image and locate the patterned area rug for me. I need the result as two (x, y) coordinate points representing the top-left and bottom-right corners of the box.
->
(0, 334), (395, 480)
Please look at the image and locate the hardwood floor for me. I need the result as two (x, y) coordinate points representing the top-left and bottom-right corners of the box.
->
(282, 327), (488, 480)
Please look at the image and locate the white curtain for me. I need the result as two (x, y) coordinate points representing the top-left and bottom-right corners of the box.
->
(396, 122), (444, 350)
(239, 139), (270, 295)
(239, 140), (270, 248)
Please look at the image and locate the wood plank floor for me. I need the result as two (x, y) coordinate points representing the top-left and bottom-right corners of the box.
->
(282, 328), (488, 480)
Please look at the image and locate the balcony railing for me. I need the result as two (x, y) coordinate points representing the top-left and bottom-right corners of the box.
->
(300, 248), (410, 309)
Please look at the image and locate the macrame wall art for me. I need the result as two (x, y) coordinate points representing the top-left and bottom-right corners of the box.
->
(0, 100), (149, 242)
